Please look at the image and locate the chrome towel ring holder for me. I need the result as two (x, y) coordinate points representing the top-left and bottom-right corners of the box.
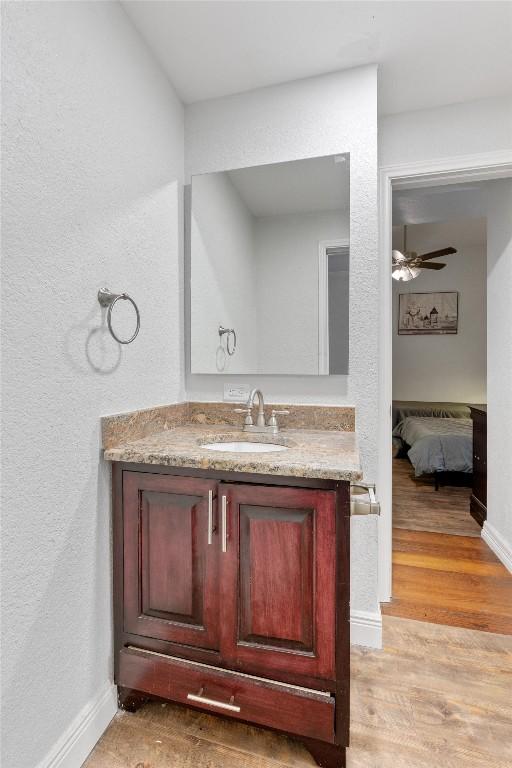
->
(219, 325), (237, 356)
(98, 288), (140, 345)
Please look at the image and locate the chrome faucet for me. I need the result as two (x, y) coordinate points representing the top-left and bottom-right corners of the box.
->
(248, 388), (266, 427)
(234, 388), (289, 434)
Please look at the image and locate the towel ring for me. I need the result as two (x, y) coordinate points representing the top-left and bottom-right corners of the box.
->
(98, 288), (140, 345)
(219, 325), (236, 356)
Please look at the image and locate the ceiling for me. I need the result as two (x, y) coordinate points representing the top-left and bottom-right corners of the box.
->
(392, 216), (487, 252)
(225, 154), (349, 217)
(122, 1), (512, 114)
(393, 182), (488, 226)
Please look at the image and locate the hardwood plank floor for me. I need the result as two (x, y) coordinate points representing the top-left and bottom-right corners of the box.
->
(383, 528), (512, 634)
(392, 457), (480, 537)
(84, 617), (512, 768)
(350, 617), (512, 768)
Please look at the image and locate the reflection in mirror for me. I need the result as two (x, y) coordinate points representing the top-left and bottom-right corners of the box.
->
(190, 154), (350, 375)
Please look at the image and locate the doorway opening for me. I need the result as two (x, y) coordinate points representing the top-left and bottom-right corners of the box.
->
(318, 239), (349, 375)
(378, 156), (512, 634)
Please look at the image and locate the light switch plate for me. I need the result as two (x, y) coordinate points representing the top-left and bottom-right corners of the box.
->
(223, 384), (251, 403)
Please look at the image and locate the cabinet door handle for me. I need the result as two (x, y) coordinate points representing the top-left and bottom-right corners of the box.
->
(187, 687), (240, 713)
(207, 490), (214, 545)
(221, 495), (228, 553)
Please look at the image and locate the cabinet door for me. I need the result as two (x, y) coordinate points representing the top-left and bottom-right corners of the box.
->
(472, 415), (487, 506)
(478, 417), (487, 505)
(219, 483), (336, 681)
(123, 472), (219, 650)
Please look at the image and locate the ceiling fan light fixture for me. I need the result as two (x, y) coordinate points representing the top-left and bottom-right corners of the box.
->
(392, 249), (406, 264)
(392, 264), (420, 282)
(392, 225), (456, 280)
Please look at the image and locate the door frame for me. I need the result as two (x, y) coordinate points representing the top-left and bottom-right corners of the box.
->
(318, 238), (350, 375)
(377, 149), (512, 603)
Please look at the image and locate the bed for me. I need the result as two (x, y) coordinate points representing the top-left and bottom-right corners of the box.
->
(392, 401), (471, 428)
(392, 401), (473, 486)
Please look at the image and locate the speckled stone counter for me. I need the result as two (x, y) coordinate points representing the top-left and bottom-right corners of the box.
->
(101, 401), (355, 450)
(103, 423), (362, 482)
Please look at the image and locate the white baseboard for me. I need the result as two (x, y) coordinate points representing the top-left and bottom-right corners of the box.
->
(350, 608), (382, 649)
(38, 682), (118, 768)
(482, 521), (512, 573)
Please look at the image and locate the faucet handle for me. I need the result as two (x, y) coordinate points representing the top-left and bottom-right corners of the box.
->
(234, 407), (253, 426)
(268, 409), (290, 428)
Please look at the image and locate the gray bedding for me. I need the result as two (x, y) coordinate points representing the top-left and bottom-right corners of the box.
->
(393, 416), (473, 476)
(392, 401), (471, 428)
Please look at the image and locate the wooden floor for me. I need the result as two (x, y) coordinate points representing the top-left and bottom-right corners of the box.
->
(392, 457), (480, 537)
(383, 528), (512, 634)
(84, 616), (512, 768)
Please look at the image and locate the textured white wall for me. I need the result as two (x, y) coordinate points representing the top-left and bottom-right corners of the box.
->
(486, 179), (512, 558)
(255, 209), (348, 374)
(392, 219), (487, 403)
(1, 3), (184, 766)
(191, 171), (258, 374)
(185, 67), (380, 617)
(380, 94), (512, 166)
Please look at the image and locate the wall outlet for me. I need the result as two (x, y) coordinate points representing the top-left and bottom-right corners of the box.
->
(223, 384), (251, 403)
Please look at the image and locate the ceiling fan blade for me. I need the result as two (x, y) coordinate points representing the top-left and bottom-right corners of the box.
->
(418, 261), (446, 270)
(419, 247), (457, 261)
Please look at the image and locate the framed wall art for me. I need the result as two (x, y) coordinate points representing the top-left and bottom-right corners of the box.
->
(398, 291), (458, 335)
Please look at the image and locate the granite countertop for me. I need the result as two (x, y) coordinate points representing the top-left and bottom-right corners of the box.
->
(103, 424), (362, 481)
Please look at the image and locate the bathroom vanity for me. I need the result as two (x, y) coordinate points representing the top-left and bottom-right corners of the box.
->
(101, 134), (360, 768)
(104, 406), (361, 768)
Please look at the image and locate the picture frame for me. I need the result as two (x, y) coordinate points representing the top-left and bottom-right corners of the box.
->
(398, 291), (459, 335)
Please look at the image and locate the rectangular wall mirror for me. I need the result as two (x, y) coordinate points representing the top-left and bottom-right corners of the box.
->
(190, 153), (350, 375)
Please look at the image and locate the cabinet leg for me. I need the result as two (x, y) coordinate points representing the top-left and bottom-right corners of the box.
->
(117, 686), (148, 713)
(300, 737), (346, 768)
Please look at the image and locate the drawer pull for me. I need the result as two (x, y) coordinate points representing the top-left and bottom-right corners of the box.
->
(187, 686), (240, 713)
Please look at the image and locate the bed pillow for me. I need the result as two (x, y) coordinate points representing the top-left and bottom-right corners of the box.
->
(392, 401), (471, 427)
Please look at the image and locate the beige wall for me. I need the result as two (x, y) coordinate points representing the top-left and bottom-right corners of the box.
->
(393, 218), (487, 403)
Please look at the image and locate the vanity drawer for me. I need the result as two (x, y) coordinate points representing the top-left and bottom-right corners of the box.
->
(119, 647), (335, 743)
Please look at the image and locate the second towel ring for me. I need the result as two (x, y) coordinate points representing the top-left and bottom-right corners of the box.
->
(98, 288), (140, 345)
(219, 325), (237, 356)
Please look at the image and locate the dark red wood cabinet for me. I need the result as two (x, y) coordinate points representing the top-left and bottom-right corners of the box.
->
(470, 405), (487, 526)
(113, 463), (350, 768)
(122, 473), (220, 649)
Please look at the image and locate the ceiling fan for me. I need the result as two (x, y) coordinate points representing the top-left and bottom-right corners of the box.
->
(392, 225), (457, 282)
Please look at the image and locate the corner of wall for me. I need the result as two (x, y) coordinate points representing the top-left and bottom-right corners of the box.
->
(482, 522), (512, 574)
(37, 684), (117, 768)
(350, 608), (382, 649)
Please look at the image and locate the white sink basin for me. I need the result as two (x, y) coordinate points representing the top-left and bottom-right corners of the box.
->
(202, 441), (288, 453)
